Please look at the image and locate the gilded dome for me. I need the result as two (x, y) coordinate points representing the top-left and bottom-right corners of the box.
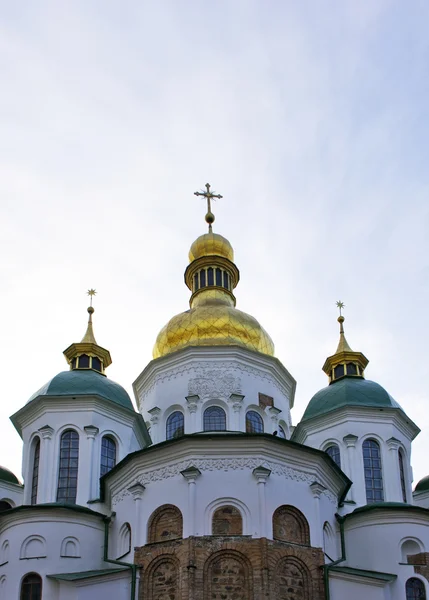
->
(189, 232), (234, 262)
(153, 293), (274, 358)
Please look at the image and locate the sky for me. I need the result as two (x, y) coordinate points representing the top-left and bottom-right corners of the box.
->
(1, 1), (428, 486)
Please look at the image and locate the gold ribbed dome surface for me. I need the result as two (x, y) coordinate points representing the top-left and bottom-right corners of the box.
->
(189, 232), (234, 262)
(153, 294), (274, 359)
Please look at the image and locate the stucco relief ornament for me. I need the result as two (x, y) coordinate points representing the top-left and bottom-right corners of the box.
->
(188, 370), (242, 401)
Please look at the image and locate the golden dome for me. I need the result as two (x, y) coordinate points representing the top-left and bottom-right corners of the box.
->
(153, 291), (274, 358)
(189, 232), (234, 263)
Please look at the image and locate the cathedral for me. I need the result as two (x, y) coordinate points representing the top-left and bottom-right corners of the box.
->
(1, 185), (429, 600)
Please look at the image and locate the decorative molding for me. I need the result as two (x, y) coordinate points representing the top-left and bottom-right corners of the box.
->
(181, 466), (202, 482)
(268, 406), (281, 422)
(188, 370), (242, 401)
(38, 425), (54, 440)
(386, 437), (401, 451)
(186, 395), (200, 414)
(112, 457), (336, 505)
(253, 466), (271, 482)
(148, 407), (161, 424)
(229, 393), (245, 413)
(84, 426), (99, 440)
(138, 360), (291, 403)
(128, 482), (146, 499)
(310, 481), (327, 499)
(343, 434), (358, 448)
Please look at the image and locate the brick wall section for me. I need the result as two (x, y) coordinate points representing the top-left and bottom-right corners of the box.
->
(135, 536), (325, 600)
(212, 506), (243, 535)
(408, 552), (429, 580)
(147, 504), (183, 543)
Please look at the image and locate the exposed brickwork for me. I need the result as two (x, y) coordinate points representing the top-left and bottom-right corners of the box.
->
(273, 505), (310, 546)
(135, 535), (325, 600)
(259, 393), (274, 409)
(212, 506), (243, 535)
(148, 504), (183, 544)
(409, 552), (429, 581)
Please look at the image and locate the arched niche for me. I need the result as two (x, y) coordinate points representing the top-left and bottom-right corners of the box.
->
(20, 535), (46, 560)
(272, 505), (310, 545)
(212, 505), (243, 535)
(147, 504), (183, 543)
(204, 549), (252, 600)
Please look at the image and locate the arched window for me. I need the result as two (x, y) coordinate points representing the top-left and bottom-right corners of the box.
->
(200, 269), (206, 288)
(78, 354), (90, 368)
(207, 267), (214, 285)
(20, 573), (42, 600)
(216, 268), (222, 286)
(118, 523), (131, 558)
(57, 430), (79, 503)
(166, 412), (184, 440)
(406, 578), (426, 599)
(212, 505), (243, 535)
(100, 436), (116, 477)
(333, 364), (344, 379)
(203, 406), (226, 431)
(362, 439), (384, 503)
(223, 271), (229, 290)
(31, 438), (40, 505)
(399, 449), (407, 503)
(246, 411), (264, 433)
(278, 425), (287, 439)
(325, 444), (341, 468)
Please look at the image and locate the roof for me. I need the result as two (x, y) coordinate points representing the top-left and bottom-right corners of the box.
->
(340, 502), (429, 521)
(28, 369), (134, 411)
(0, 502), (106, 519)
(415, 475), (429, 493)
(301, 377), (403, 422)
(328, 565), (397, 582)
(47, 568), (129, 581)
(0, 466), (20, 485)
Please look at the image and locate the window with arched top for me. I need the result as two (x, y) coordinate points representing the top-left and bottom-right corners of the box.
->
(363, 439), (384, 503)
(406, 578), (426, 599)
(57, 430), (79, 503)
(325, 444), (341, 468)
(31, 438), (40, 505)
(118, 523), (131, 558)
(273, 505), (310, 545)
(278, 425), (287, 439)
(204, 406), (226, 431)
(399, 449), (407, 503)
(100, 436), (116, 477)
(20, 573), (42, 600)
(246, 411), (264, 434)
(166, 412), (184, 440)
(212, 505), (243, 535)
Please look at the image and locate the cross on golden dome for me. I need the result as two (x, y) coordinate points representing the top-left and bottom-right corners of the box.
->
(194, 183), (223, 232)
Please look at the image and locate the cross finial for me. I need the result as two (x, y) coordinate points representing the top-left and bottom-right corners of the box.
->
(336, 300), (345, 316)
(87, 289), (97, 307)
(194, 183), (223, 232)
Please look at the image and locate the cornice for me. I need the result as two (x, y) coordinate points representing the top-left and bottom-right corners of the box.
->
(133, 346), (296, 408)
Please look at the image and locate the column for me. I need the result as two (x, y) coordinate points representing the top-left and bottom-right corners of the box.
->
(181, 466), (201, 536)
(148, 407), (162, 443)
(84, 426), (99, 502)
(310, 481), (326, 548)
(229, 394), (244, 430)
(386, 437), (401, 502)
(268, 406), (281, 434)
(252, 466), (271, 538)
(37, 426), (54, 503)
(186, 395), (200, 433)
(128, 482), (146, 547)
(343, 434), (358, 502)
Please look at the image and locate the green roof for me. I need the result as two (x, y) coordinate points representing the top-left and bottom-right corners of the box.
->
(47, 568), (129, 581)
(0, 466), (20, 485)
(328, 566), (396, 582)
(415, 475), (429, 493)
(301, 377), (402, 422)
(28, 370), (134, 411)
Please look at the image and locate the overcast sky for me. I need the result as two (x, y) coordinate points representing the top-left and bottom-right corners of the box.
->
(1, 1), (428, 487)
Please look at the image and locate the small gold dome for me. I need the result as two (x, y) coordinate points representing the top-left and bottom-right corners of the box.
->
(189, 232), (234, 263)
(153, 295), (274, 359)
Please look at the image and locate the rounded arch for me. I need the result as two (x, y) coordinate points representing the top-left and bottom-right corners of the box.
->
(275, 555), (312, 600)
(272, 505), (310, 545)
(323, 521), (337, 562)
(1, 539), (9, 563)
(147, 504), (183, 543)
(100, 435), (117, 477)
(20, 535), (46, 559)
(30, 436), (41, 505)
(278, 420), (289, 439)
(201, 398), (229, 430)
(60, 536), (80, 558)
(118, 522), (132, 558)
(166, 411), (185, 440)
(203, 405), (227, 432)
(361, 437), (384, 503)
(406, 577), (427, 599)
(203, 549), (253, 599)
(205, 497), (251, 535)
(400, 537), (424, 562)
(20, 572), (42, 600)
(144, 554), (180, 600)
(245, 409), (264, 433)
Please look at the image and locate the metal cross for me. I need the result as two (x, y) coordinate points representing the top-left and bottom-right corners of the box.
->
(336, 300), (345, 316)
(194, 183), (223, 216)
(87, 289), (97, 307)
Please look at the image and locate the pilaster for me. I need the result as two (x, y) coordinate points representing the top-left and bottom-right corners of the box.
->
(181, 466), (202, 536)
(253, 466), (271, 537)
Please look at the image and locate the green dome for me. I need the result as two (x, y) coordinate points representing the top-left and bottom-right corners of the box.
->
(28, 370), (134, 412)
(415, 476), (429, 493)
(0, 465), (20, 485)
(301, 377), (402, 422)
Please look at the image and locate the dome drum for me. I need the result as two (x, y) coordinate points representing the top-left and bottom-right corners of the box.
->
(185, 254), (239, 299)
